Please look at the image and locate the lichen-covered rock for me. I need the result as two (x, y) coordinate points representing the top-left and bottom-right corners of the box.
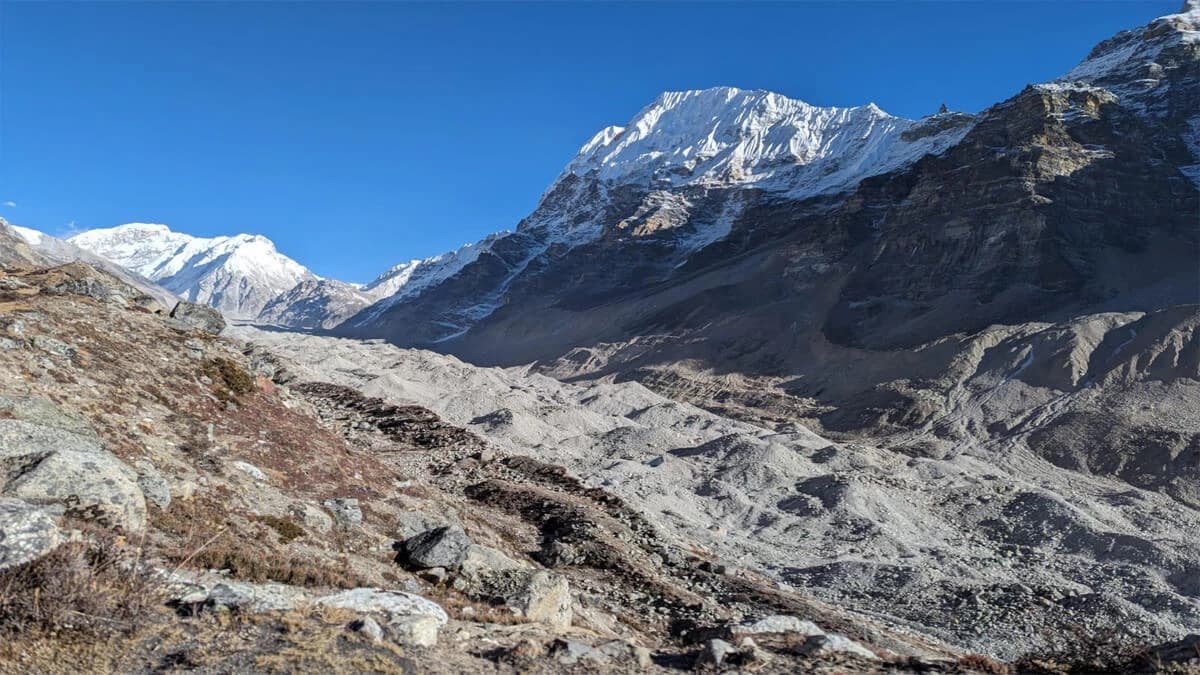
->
(0, 498), (60, 570)
(0, 396), (99, 439)
(317, 588), (447, 645)
(7, 449), (146, 531)
(169, 301), (226, 335)
(134, 460), (172, 510)
(323, 497), (363, 529)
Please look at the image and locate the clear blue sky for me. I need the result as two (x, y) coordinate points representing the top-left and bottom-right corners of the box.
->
(0, 1), (1178, 282)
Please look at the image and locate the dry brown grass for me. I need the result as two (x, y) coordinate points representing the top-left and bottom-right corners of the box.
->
(255, 514), (308, 543)
(0, 528), (165, 637)
(183, 546), (366, 589)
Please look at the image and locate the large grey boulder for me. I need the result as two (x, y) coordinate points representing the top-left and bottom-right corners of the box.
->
(0, 498), (61, 570)
(317, 588), (447, 647)
(0, 396), (99, 438)
(0, 398), (146, 531)
(169, 301), (226, 335)
(8, 449), (146, 531)
(399, 526), (471, 569)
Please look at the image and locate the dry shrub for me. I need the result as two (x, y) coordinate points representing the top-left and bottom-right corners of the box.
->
(254, 515), (307, 543)
(202, 357), (254, 400)
(183, 547), (365, 589)
(0, 530), (163, 636)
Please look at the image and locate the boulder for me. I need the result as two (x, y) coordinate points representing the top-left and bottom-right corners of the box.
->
(317, 588), (447, 647)
(7, 449), (146, 531)
(457, 543), (524, 577)
(349, 616), (384, 643)
(289, 502), (333, 533)
(695, 639), (735, 668)
(134, 460), (172, 510)
(169, 301), (226, 335)
(232, 460), (267, 482)
(0, 396), (99, 438)
(323, 498), (363, 529)
(0, 498), (61, 570)
(795, 634), (878, 660)
(399, 526), (471, 569)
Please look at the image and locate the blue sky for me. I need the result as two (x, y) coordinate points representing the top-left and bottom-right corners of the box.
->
(0, 1), (1177, 282)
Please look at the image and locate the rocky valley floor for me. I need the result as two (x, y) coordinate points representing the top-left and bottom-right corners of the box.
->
(0, 263), (1197, 674)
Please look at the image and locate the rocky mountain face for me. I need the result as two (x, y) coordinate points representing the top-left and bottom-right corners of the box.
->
(257, 278), (377, 330)
(340, 4), (1198, 359)
(335, 3), (1199, 489)
(67, 223), (322, 322)
(0, 218), (48, 268)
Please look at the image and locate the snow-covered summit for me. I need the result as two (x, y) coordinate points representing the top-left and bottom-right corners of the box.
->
(561, 86), (973, 196)
(69, 223), (316, 320)
(1054, 0), (1199, 104)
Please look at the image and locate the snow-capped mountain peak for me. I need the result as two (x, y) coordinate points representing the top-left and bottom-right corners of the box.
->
(562, 86), (971, 196)
(69, 223), (316, 320)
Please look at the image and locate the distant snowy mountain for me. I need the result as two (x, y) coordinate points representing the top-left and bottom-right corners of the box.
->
(69, 223), (316, 321)
(7, 221), (179, 308)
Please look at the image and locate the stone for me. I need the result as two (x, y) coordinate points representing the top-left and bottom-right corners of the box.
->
(595, 640), (653, 668)
(232, 460), (267, 482)
(7, 449), (146, 531)
(323, 498), (363, 528)
(795, 634), (878, 660)
(730, 614), (824, 637)
(316, 588), (449, 634)
(0, 498), (61, 570)
(184, 338), (205, 360)
(457, 543), (524, 577)
(417, 567), (447, 584)
(134, 460), (172, 510)
(0, 419), (103, 464)
(646, 454), (666, 467)
(506, 570), (572, 629)
(395, 510), (450, 539)
(169, 301), (226, 335)
(536, 540), (580, 568)
(695, 639), (735, 668)
(288, 502), (333, 533)
(29, 335), (75, 359)
(350, 616), (384, 643)
(399, 526), (471, 569)
(0, 396), (99, 438)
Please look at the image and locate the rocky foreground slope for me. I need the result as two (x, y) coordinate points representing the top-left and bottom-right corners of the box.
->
(1, 262), (1083, 674)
